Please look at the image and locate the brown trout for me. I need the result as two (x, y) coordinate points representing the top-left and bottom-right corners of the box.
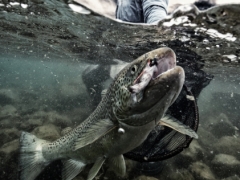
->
(19, 47), (197, 180)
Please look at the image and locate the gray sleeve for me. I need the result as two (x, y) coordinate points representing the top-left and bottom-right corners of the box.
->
(142, 0), (169, 24)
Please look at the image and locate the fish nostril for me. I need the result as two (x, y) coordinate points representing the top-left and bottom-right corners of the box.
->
(150, 58), (158, 67)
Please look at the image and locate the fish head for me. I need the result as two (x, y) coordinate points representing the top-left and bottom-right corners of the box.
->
(110, 47), (185, 126)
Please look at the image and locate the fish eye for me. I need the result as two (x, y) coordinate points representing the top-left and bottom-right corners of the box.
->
(131, 65), (137, 74)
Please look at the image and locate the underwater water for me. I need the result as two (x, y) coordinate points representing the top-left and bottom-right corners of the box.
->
(0, 0), (240, 180)
(1, 55), (240, 180)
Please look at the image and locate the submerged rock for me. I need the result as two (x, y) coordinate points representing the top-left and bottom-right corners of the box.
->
(183, 126), (215, 163)
(0, 105), (17, 117)
(0, 105), (21, 129)
(20, 118), (44, 131)
(212, 154), (240, 177)
(156, 160), (195, 180)
(0, 139), (19, 157)
(179, 140), (205, 161)
(213, 136), (240, 157)
(18, 110), (73, 132)
(0, 139), (19, 180)
(190, 162), (216, 180)
(173, 140), (206, 170)
(0, 89), (19, 106)
(222, 175), (240, 180)
(61, 126), (72, 136)
(202, 113), (236, 138)
(0, 116), (22, 129)
(212, 154), (240, 166)
(31, 124), (60, 141)
(31, 110), (73, 127)
(0, 128), (20, 146)
(165, 169), (195, 180)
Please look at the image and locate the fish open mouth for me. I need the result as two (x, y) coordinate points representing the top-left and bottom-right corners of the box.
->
(129, 48), (177, 94)
(150, 48), (176, 81)
(119, 48), (185, 126)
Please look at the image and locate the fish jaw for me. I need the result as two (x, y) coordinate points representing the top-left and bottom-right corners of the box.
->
(121, 66), (185, 126)
(141, 65), (185, 110)
(111, 47), (185, 126)
(111, 48), (175, 116)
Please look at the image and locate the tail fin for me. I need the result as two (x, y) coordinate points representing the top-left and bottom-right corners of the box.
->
(19, 131), (50, 180)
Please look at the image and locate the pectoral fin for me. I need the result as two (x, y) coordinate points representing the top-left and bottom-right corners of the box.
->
(74, 118), (116, 151)
(62, 159), (85, 180)
(160, 115), (198, 139)
(87, 157), (105, 180)
(108, 155), (126, 177)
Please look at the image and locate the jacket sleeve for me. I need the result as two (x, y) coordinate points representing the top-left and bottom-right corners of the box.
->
(142, 0), (168, 24)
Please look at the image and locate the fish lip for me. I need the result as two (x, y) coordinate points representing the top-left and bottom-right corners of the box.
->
(147, 65), (185, 91)
(128, 48), (177, 93)
(128, 48), (176, 94)
(129, 66), (185, 113)
(150, 48), (177, 82)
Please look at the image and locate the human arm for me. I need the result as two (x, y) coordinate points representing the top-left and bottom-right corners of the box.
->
(142, 0), (169, 24)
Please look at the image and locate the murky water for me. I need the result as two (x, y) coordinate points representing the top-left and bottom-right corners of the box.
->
(0, 1), (240, 180)
(0, 57), (88, 112)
